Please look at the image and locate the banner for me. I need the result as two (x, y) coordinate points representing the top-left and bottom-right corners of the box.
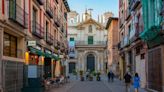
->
(69, 41), (75, 58)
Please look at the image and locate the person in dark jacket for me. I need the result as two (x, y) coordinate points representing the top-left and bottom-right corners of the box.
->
(107, 71), (111, 82)
(124, 72), (132, 92)
(110, 71), (114, 82)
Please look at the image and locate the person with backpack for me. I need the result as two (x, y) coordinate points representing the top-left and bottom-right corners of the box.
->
(133, 73), (140, 92)
(124, 72), (132, 92)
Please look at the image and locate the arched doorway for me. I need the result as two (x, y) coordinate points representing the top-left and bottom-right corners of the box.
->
(87, 54), (95, 72)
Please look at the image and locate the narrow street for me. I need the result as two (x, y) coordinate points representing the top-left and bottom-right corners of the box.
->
(47, 76), (147, 92)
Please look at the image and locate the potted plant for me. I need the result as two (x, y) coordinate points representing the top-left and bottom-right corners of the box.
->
(79, 70), (84, 81)
(96, 72), (101, 81)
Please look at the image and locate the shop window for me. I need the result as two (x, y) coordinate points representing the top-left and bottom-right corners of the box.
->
(3, 33), (17, 57)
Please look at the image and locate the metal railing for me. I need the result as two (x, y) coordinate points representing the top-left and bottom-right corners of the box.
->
(129, 0), (141, 10)
(8, 0), (28, 28)
(37, 0), (45, 5)
(32, 20), (44, 39)
(75, 41), (107, 46)
(45, 1), (53, 18)
(54, 16), (60, 27)
(46, 32), (53, 45)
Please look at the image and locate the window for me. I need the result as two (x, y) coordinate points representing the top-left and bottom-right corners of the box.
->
(33, 7), (37, 32)
(88, 36), (93, 44)
(3, 33), (17, 57)
(46, 21), (49, 40)
(70, 37), (74, 41)
(89, 25), (92, 33)
(141, 53), (145, 59)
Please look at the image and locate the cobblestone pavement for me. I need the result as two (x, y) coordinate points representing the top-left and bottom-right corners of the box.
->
(47, 75), (148, 92)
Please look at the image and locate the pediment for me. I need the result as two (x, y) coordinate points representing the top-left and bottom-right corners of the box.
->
(76, 18), (105, 30)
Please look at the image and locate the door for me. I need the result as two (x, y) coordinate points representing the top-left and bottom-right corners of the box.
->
(148, 48), (162, 91)
(69, 62), (76, 73)
(87, 54), (95, 72)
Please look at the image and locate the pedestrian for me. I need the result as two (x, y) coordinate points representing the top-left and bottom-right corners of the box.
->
(124, 72), (132, 92)
(107, 71), (111, 82)
(110, 71), (114, 82)
(133, 73), (140, 92)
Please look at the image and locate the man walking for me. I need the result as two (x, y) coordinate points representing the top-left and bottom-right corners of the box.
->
(107, 71), (111, 82)
(124, 72), (132, 92)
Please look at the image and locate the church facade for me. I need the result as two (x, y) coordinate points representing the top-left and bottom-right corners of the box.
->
(67, 10), (113, 74)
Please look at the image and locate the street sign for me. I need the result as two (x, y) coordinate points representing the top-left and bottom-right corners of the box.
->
(28, 41), (36, 46)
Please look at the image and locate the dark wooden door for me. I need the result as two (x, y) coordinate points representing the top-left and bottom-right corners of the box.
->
(69, 62), (76, 73)
(87, 54), (95, 72)
(148, 48), (162, 91)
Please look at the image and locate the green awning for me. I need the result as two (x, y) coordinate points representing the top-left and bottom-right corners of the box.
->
(45, 53), (53, 58)
(29, 47), (45, 56)
(52, 55), (59, 60)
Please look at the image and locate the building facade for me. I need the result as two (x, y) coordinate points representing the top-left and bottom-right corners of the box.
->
(67, 10), (108, 74)
(140, 0), (164, 91)
(0, 0), (70, 92)
(118, 0), (146, 88)
(105, 17), (119, 75)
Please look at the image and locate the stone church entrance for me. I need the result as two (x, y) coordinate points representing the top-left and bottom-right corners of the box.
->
(87, 54), (95, 72)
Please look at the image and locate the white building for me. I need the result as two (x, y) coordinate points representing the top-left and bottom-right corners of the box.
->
(67, 10), (111, 74)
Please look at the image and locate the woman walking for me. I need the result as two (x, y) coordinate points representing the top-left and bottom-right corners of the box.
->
(133, 73), (140, 92)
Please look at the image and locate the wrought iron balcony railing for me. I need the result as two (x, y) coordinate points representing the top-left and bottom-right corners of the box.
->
(36, 0), (45, 5)
(54, 16), (60, 27)
(8, 1), (28, 28)
(129, 0), (141, 10)
(46, 32), (53, 45)
(125, 9), (131, 21)
(32, 21), (44, 39)
(75, 41), (107, 46)
(45, 2), (53, 18)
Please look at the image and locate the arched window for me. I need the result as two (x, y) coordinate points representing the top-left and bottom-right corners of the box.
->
(89, 25), (92, 33)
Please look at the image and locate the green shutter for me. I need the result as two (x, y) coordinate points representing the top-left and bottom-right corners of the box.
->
(88, 36), (93, 44)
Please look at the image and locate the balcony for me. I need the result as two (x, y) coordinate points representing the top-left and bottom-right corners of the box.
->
(123, 36), (130, 47)
(125, 9), (131, 21)
(129, 0), (141, 10)
(46, 33), (53, 45)
(37, 0), (45, 5)
(64, 12), (67, 21)
(8, 1), (28, 28)
(55, 0), (59, 4)
(45, 2), (53, 18)
(54, 16), (60, 27)
(32, 21), (44, 39)
(119, 17), (124, 28)
(75, 41), (107, 48)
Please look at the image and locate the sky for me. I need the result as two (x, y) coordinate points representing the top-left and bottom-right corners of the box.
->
(67, 0), (119, 20)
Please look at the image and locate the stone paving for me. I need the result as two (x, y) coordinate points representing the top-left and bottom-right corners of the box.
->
(47, 75), (148, 92)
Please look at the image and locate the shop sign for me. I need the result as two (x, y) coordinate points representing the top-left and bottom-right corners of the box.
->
(59, 55), (64, 58)
(28, 41), (36, 46)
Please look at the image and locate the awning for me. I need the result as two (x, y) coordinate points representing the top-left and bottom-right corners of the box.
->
(44, 53), (53, 58)
(29, 47), (45, 56)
